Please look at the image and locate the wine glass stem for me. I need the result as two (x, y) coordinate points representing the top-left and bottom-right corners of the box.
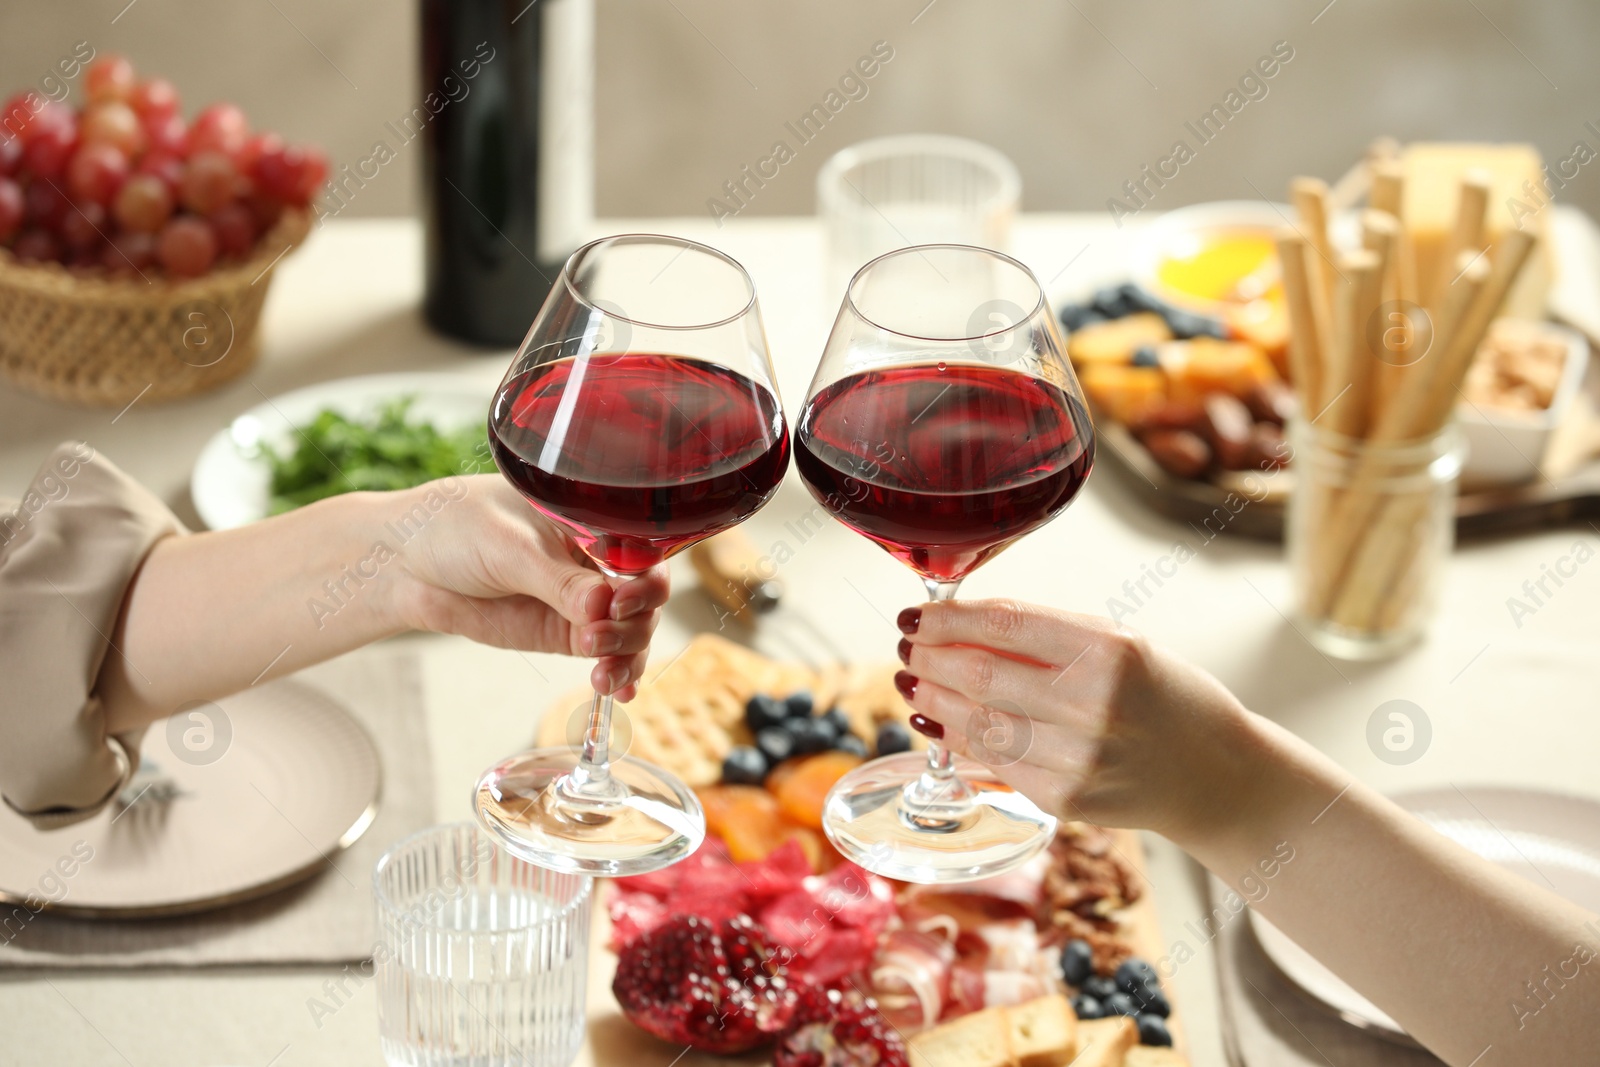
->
(573, 690), (613, 788)
(922, 578), (962, 778)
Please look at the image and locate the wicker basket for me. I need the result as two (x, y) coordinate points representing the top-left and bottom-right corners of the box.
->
(0, 208), (312, 407)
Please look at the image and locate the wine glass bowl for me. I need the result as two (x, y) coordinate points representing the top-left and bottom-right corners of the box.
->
(475, 234), (788, 876)
(795, 244), (1094, 882)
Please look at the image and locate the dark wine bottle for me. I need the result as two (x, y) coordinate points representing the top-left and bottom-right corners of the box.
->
(420, 0), (593, 346)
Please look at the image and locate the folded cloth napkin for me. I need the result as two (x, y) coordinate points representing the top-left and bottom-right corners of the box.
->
(0, 649), (433, 968)
(1211, 875), (1444, 1066)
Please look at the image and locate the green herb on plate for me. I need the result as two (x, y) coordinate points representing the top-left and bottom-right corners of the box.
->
(261, 396), (494, 514)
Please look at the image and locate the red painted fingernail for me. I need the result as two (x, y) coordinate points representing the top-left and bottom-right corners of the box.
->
(909, 713), (943, 740)
(893, 670), (918, 701)
(896, 637), (912, 665)
(896, 607), (922, 634)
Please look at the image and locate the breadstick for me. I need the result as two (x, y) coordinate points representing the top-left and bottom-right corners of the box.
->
(1274, 228), (1324, 412)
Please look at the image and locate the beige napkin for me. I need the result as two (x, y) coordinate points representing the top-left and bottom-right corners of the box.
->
(0, 648), (433, 968)
(1211, 875), (1444, 1066)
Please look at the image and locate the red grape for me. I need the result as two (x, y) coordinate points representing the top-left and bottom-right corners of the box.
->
(67, 142), (130, 205)
(103, 229), (157, 273)
(188, 103), (249, 158)
(0, 135), (21, 176)
(245, 188), (284, 230)
(23, 120), (78, 181)
(130, 77), (179, 119)
(81, 102), (143, 157)
(255, 143), (326, 204)
(60, 201), (108, 252)
(1, 95), (68, 144)
(113, 173), (174, 232)
(0, 177), (23, 241)
(86, 55), (137, 103)
(180, 151), (239, 215)
(14, 229), (62, 263)
(238, 131), (283, 175)
(157, 215), (218, 277)
(143, 111), (186, 155)
(137, 149), (184, 191)
(209, 201), (257, 257)
(24, 181), (69, 228)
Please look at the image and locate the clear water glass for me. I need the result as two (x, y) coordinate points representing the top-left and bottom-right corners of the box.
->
(374, 823), (594, 1067)
(817, 134), (1021, 300)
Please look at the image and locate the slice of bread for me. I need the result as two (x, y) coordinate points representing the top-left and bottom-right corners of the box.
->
(1005, 994), (1079, 1067)
(1071, 1017), (1138, 1067)
(1126, 1048), (1188, 1066)
(908, 1006), (1016, 1067)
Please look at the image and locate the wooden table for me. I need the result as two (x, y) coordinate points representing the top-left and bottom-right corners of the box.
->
(2, 214), (1598, 1067)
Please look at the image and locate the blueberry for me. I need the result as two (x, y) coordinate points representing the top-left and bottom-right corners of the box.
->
(783, 691), (815, 718)
(1058, 304), (1104, 332)
(1136, 1014), (1173, 1047)
(1070, 993), (1104, 1020)
(875, 721), (912, 756)
(1117, 283), (1167, 314)
(1116, 958), (1161, 995)
(788, 717), (834, 755)
(1133, 986), (1170, 1018)
(756, 727), (795, 765)
(836, 733), (870, 758)
(1060, 938), (1094, 987)
(821, 706), (852, 736)
(1131, 344), (1161, 368)
(721, 745), (768, 785)
(1082, 975), (1118, 1001)
(1164, 309), (1227, 340)
(1104, 992), (1139, 1017)
(1091, 285), (1136, 319)
(746, 694), (788, 732)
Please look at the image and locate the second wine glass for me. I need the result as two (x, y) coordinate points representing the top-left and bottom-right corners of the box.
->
(795, 244), (1095, 883)
(475, 234), (789, 877)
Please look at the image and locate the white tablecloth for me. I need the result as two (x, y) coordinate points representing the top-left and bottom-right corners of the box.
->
(2, 214), (1597, 1067)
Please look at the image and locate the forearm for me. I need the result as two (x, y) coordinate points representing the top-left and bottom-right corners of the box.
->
(1174, 711), (1599, 1066)
(95, 489), (407, 733)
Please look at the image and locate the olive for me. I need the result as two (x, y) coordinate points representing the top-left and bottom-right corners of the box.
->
(1116, 958), (1161, 995)
(1104, 992), (1139, 1017)
(783, 691), (815, 718)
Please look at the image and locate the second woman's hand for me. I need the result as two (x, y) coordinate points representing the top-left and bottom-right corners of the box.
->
(893, 598), (1276, 849)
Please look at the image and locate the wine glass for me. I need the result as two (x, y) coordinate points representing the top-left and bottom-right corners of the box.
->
(475, 234), (790, 876)
(795, 244), (1094, 883)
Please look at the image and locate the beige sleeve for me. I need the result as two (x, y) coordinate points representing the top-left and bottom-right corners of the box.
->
(0, 442), (186, 829)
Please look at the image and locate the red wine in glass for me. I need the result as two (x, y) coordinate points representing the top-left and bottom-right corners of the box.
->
(796, 363), (1094, 582)
(491, 353), (790, 574)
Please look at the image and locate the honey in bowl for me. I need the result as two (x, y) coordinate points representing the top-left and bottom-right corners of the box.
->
(1155, 227), (1283, 306)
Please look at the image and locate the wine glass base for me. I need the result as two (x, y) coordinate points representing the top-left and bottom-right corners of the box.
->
(474, 747), (705, 877)
(822, 751), (1056, 883)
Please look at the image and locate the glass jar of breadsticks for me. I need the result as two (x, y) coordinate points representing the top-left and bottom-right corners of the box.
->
(1288, 420), (1465, 657)
(1274, 161), (1541, 658)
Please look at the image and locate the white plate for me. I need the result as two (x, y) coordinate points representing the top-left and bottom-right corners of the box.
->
(0, 679), (380, 917)
(1249, 786), (1600, 1045)
(190, 370), (500, 530)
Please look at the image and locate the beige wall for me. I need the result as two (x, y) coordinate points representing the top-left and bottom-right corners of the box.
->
(3, 0), (1597, 223)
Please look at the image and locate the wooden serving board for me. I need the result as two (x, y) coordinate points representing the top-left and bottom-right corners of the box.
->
(1097, 394), (1600, 542)
(571, 828), (1182, 1067)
